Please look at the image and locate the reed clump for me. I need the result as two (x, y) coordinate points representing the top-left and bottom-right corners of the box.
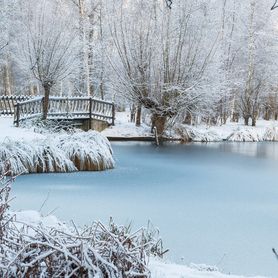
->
(0, 131), (114, 175)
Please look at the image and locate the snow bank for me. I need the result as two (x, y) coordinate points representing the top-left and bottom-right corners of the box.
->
(175, 120), (278, 143)
(150, 260), (268, 278)
(175, 125), (222, 142)
(102, 111), (152, 138)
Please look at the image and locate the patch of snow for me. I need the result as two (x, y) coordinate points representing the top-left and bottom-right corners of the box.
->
(0, 116), (45, 142)
(13, 210), (69, 232)
(101, 111), (152, 138)
(149, 259), (268, 278)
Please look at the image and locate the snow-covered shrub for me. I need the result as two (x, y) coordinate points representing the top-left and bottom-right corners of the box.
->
(22, 118), (80, 134)
(0, 138), (76, 175)
(0, 176), (165, 278)
(263, 127), (278, 141)
(227, 128), (264, 142)
(57, 131), (114, 171)
(0, 131), (114, 175)
(0, 173), (12, 238)
(175, 125), (221, 142)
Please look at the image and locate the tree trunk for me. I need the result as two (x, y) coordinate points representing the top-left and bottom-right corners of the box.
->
(244, 116), (249, 126)
(130, 104), (135, 123)
(135, 104), (141, 127)
(183, 112), (192, 125)
(252, 117), (256, 126)
(152, 114), (167, 139)
(3, 63), (12, 96)
(264, 108), (270, 121)
(42, 85), (51, 120)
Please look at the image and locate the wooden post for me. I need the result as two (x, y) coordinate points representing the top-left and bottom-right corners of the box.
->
(89, 97), (92, 129)
(66, 97), (69, 118)
(112, 102), (115, 126)
(14, 103), (19, 127)
(41, 97), (44, 118)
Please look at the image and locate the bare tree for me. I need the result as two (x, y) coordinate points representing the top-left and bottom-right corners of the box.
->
(20, 1), (78, 119)
(110, 1), (216, 137)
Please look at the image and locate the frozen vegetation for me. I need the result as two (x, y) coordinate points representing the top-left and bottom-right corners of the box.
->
(0, 118), (114, 175)
(175, 121), (278, 142)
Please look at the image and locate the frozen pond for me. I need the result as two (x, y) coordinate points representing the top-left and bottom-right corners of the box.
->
(12, 142), (278, 277)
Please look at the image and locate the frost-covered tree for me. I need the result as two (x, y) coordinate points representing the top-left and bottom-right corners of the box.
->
(18, 1), (78, 119)
(109, 0), (217, 137)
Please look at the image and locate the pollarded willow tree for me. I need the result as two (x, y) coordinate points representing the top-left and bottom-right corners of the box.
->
(109, 0), (217, 138)
(18, 0), (78, 119)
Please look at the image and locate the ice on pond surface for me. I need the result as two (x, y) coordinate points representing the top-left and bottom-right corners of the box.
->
(12, 142), (278, 277)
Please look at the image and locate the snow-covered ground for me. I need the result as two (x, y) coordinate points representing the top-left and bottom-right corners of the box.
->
(102, 112), (152, 138)
(150, 260), (267, 278)
(101, 111), (278, 142)
(0, 116), (45, 141)
(3, 113), (278, 143)
(13, 210), (269, 278)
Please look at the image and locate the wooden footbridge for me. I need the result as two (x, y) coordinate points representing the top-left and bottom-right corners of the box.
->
(0, 95), (115, 130)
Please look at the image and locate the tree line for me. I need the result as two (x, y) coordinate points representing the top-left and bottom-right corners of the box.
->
(0, 0), (278, 134)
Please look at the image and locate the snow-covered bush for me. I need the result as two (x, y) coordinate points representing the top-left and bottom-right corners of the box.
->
(22, 118), (80, 134)
(0, 174), (165, 278)
(263, 127), (278, 141)
(227, 128), (264, 142)
(0, 131), (114, 175)
(57, 131), (114, 171)
(175, 125), (221, 142)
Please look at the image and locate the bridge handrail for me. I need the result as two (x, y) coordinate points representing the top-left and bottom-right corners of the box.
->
(0, 95), (32, 115)
(14, 96), (115, 127)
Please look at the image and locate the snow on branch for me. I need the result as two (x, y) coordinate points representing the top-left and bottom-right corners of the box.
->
(165, 0), (173, 9)
(271, 0), (278, 10)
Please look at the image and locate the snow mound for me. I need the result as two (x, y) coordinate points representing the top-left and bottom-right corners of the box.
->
(263, 127), (278, 141)
(149, 259), (268, 278)
(176, 125), (222, 142)
(14, 210), (69, 232)
(175, 122), (278, 143)
(0, 131), (114, 175)
(227, 128), (264, 142)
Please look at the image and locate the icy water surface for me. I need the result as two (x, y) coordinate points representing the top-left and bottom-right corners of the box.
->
(13, 142), (278, 277)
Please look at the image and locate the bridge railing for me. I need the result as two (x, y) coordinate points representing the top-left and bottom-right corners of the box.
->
(0, 95), (31, 115)
(14, 96), (115, 127)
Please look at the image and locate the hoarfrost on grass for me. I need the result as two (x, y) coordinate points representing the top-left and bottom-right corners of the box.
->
(0, 131), (114, 175)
